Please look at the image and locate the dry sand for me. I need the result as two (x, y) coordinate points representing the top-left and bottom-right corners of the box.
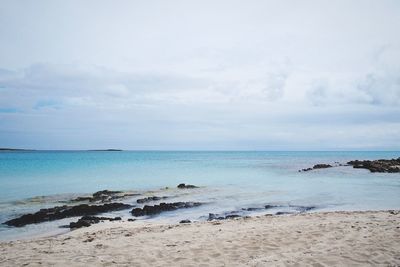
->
(0, 211), (399, 266)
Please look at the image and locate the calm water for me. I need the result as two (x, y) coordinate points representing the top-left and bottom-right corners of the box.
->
(0, 151), (399, 240)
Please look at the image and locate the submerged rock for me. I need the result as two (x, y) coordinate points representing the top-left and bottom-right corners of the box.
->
(347, 158), (400, 173)
(131, 202), (202, 217)
(207, 213), (241, 221)
(71, 190), (138, 203)
(4, 202), (132, 227)
(177, 183), (198, 189)
(179, 219), (191, 224)
(136, 196), (169, 204)
(299, 164), (333, 172)
(289, 205), (316, 212)
(264, 205), (280, 209)
(313, 164), (332, 169)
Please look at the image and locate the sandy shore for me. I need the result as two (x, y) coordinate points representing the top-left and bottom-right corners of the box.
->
(0, 211), (399, 266)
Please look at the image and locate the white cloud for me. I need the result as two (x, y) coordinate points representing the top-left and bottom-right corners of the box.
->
(0, 0), (400, 149)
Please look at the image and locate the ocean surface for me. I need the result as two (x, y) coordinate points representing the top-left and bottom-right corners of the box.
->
(0, 151), (399, 241)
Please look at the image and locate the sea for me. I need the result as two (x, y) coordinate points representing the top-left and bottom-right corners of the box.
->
(0, 151), (399, 241)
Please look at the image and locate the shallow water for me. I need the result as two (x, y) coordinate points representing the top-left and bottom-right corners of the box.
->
(0, 151), (399, 240)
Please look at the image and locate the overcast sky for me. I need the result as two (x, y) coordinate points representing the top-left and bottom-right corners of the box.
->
(0, 0), (399, 150)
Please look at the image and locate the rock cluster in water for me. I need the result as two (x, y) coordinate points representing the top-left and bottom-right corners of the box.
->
(347, 158), (400, 173)
(299, 164), (333, 172)
(4, 202), (132, 227)
(136, 196), (169, 204)
(71, 190), (138, 203)
(177, 183), (198, 189)
(69, 216), (122, 228)
(207, 213), (241, 221)
(131, 202), (202, 217)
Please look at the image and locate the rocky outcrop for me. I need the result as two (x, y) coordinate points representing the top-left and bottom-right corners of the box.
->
(179, 219), (191, 224)
(207, 213), (241, 221)
(347, 158), (400, 173)
(4, 203), (132, 227)
(177, 183), (198, 189)
(299, 164), (333, 172)
(313, 164), (332, 169)
(131, 202), (202, 217)
(69, 216), (122, 229)
(136, 196), (169, 204)
(71, 190), (139, 203)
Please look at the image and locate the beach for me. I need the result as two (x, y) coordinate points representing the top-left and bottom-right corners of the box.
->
(1, 210), (399, 266)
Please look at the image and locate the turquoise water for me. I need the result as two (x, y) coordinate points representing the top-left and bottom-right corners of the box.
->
(0, 151), (399, 240)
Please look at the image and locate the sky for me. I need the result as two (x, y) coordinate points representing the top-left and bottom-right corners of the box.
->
(0, 0), (400, 150)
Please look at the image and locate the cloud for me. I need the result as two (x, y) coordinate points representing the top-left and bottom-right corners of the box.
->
(0, 1), (400, 149)
(357, 72), (400, 106)
(306, 46), (400, 107)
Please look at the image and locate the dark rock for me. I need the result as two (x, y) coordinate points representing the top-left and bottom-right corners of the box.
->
(177, 183), (198, 189)
(136, 196), (168, 204)
(347, 158), (400, 173)
(265, 205), (279, 209)
(92, 190), (122, 198)
(179, 219), (191, 224)
(299, 164), (332, 172)
(313, 164), (332, 169)
(71, 190), (139, 203)
(207, 213), (240, 221)
(208, 213), (221, 220)
(131, 202), (202, 217)
(71, 197), (93, 202)
(4, 203), (132, 227)
(389, 210), (399, 215)
(69, 219), (91, 228)
(243, 207), (264, 211)
(127, 218), (136, 222)
(69, 215), (120, 229)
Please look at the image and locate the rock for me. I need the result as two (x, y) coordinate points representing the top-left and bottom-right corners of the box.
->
(207, 213), (240, 221)
(243, 207), (264, 211)
(347, 158), (400, 173)
(69, 219), (92, 228)
(69, 215), (122, 229)
(177, 183), (198, 189)
(127, 218), (136, 222)
(131, 202), (202, 217)
(210, 215), (225, 220)
(265, 205), (279, 209)
(313, 164), (332, 169)
(71, 197), (93, 202)
(136, 196), (168, 204)
(4, 203), (132, 227)
(179, 219), (191, 224)
(299, 164), (332, 172)
(71, 190), (139, 203)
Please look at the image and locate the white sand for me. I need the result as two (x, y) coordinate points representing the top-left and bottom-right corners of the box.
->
(0, 211), (399, 266)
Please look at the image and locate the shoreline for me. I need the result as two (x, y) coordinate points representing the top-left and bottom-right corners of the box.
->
(1, 210), (399, 266)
